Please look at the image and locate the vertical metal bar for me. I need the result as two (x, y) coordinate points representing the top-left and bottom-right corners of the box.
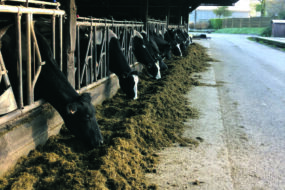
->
(59, 15), (63, 71)
(124, 28), (126, 57)
(52, 14), (56, 59)
(16, 13), (23, 108)
(94, 25), (97, 81)
(106, 26), (109, 76)
(84, 29), (88, 86)
(76, 25), (80, 89)
(103, 27), (106, 77)
(26, 13), (32, 105)
(129, 29), (132, 66)
(90, 25), (93, 82)
(33, 38), (35, 77)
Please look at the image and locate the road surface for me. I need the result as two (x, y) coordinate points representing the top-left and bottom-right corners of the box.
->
(146, 34), (285, 190)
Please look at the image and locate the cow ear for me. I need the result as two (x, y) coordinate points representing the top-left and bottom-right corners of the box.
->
(79, 93), (92, 103)
(66, 103), (78, 115)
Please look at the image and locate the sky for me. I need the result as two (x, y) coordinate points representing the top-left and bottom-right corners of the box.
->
(198, 0), (253, 11)
(232, 0), (251, 11)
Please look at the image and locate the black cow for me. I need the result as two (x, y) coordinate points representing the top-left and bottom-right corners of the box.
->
(0, 23), (103, 148)
(132, 31), (161, 79)
(108, 30), (139, 99)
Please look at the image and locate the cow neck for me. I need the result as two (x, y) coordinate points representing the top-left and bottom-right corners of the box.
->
(37, 58), (79, 116)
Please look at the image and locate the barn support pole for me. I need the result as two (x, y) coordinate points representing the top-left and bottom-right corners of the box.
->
(62, 0), (76, 87)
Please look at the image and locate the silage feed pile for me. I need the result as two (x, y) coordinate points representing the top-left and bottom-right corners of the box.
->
(0, 43), (212, 190)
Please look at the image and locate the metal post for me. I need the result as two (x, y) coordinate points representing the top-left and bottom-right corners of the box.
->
(59, 15), (63, 71)
(94, 25), (97, 81)
(106, 26), (109, 76)
(52, 14), (56, 59)
(90, 23), (94, 82)
(103, 25), (106, 77)
(16, 12), (23, 108)
(76, 25), (80, 89)
(26, 13), (32, 105)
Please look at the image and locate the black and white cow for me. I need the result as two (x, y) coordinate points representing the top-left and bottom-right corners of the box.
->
(0, 23), (103, 148)
(132, 31), (161, 79)
(108, 30), (139, 99)
(175, 29), (191, 53)
(164, 29), (183, 57)
(141, 31), (168, 71)
(149, 31), (171, 60)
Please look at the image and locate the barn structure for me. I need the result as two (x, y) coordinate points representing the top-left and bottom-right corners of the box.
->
(0, 0), (238, 177)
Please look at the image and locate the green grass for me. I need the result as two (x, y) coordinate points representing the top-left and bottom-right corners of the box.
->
(248, 37), (285, 52)
(214, 27), (267, 35)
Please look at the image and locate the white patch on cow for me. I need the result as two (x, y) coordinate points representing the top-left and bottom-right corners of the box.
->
(142, 45), (146, 48)
(176, 44), (182, 56)
(95, 30), (103, 45)
(133, 75), (139, 100)
(155, 61), (161, 80)
(108, 29), (118, 43)
(134, 30), (143, 39)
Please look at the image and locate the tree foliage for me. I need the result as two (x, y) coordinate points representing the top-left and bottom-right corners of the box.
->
(213, 6), (232, 18)
(257, 0), (285, 17)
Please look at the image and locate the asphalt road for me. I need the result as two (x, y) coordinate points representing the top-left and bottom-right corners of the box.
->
(204, 34), (285, 189)
(147, 34), (285, 189)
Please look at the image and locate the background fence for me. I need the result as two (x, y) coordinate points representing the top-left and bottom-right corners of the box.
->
(222, 17), (272, 28)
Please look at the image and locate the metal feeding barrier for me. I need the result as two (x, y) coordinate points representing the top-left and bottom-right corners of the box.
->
(0, 1), (175, 126)
(146, 19), (167, 37)
(75, 17), (144, 90)
(0, 1), (64, 125)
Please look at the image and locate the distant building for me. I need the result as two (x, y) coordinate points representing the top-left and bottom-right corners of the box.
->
(271, 20), (285, 37)
(189, 6), (251, 23)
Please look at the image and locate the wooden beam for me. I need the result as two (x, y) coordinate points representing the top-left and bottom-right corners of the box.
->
(61, 0), (76, 87)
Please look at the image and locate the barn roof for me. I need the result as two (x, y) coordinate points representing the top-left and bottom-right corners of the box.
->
(75, 0), (239, 24)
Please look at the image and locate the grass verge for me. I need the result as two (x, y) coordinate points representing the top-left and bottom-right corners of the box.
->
(214, 27), (267, 35)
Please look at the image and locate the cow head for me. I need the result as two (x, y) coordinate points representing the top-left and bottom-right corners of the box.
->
(147, 61), (161, 80)
(66, 93), (103, 148)
(119, 71), (139, 99)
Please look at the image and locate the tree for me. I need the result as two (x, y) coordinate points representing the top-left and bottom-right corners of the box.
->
(213, 6), (232, 18)
(257, 0), (285, 17)
(260, 0), (266, 16)
(265, 0), (285, 17)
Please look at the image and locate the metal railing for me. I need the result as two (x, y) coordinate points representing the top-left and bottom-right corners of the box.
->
(0, 1), (179, 126)
(0, 3), (64, 125)
(75, 17), (144, 90)
(147, 19), (167, 36)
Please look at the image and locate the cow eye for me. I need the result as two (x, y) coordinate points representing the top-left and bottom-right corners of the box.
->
(85, 114), (91, 120)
